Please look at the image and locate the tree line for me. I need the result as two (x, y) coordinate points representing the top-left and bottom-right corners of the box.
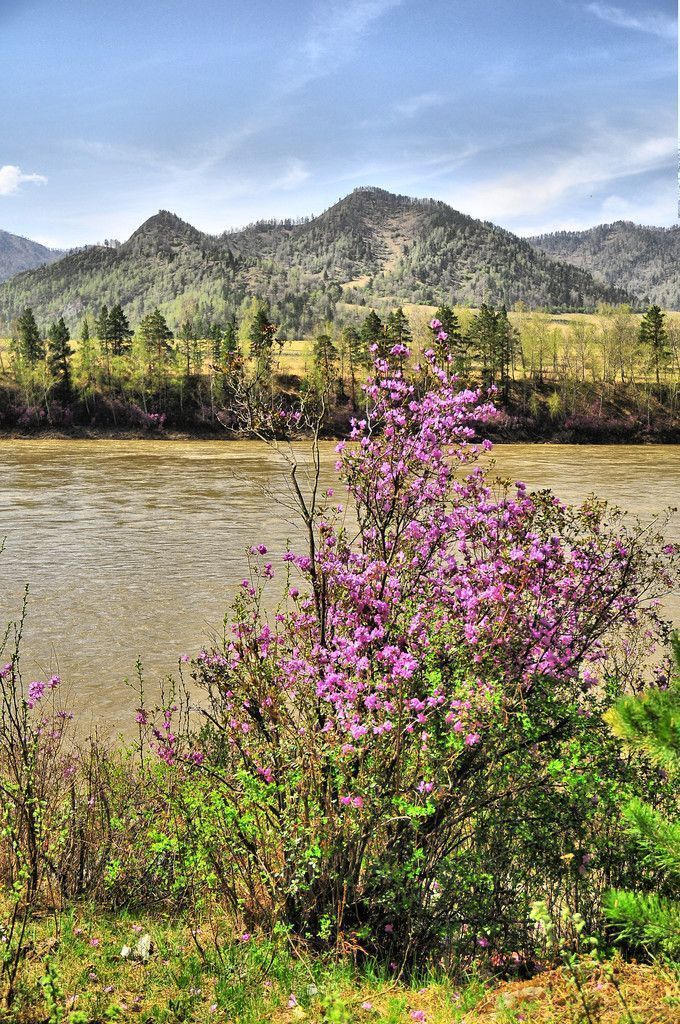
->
(3, 299), (679, 435)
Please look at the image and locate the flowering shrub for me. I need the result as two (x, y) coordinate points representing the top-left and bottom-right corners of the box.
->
(148, 349), (677, 964)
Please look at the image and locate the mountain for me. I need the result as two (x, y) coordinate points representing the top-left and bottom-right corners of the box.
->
(529, 222), (680, 310)
(0, 189), (633, 334)
(0, 228), (64, 283)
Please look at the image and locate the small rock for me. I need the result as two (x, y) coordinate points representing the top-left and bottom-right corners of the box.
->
(121, 933), (153, 963)
(133, 933), (153, 962)
(498, 986), (546, 1009)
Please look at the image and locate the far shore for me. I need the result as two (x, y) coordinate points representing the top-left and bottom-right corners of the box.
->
(2, 427), (680, 445)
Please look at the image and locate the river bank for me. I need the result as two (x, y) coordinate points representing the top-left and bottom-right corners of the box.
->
(3, 376), (679, 443)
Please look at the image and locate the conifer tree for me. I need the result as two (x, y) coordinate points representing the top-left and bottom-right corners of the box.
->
(94, 303), (113, 382)
(639, 305), (669, 385)
(432, 303), (468, 367)
(384, 306), (412, 347)
(248, 304), (277, 374)
(107, 304), (133, 357)
(312, 332), (339, 399)
(604, 633), (680, 956)
(76, 317), (98, 390)
(15, 307), (44, 365)
(221, 314), (238, 362)
(94, 304), (110, 350)
(496, 305), (518, 402)
(340, 325), (368, 407)
(47, 317), (73, 397)
(139, 308), (174, 369)
(467, 303), (499, 384)
(360, 310), (384, 361)
(178, 315), (198, 376)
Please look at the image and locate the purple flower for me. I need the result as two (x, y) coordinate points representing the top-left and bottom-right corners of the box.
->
(27, 680), (46, 709)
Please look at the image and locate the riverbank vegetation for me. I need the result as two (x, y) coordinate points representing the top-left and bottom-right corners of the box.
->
(1, 301), (680, 441)
(1, 347), (678, 1020)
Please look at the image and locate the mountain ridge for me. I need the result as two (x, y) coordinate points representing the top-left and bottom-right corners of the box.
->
(0, 228), (65, 284)
(0, 188), (641, 332)
(529, 221), (680, 309)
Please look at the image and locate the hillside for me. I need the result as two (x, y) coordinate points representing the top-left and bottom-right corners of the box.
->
(0, 228), (64, 284)
(529, 221), (680, 310)
(0, 189), (633, 333)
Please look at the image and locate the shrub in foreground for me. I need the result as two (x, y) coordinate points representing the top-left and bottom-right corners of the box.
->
(143, 349), (677, 966)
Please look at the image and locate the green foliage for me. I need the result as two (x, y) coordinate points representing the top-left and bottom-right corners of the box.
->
(47, 316), (73, 396)
(603, 635), (680, 956)
(639, 304), (670, 383)
(248, 302), (277, 372)
(466, 303), (517, 390)
(107, 304), (134, 357)
(14, 306), (44, 364)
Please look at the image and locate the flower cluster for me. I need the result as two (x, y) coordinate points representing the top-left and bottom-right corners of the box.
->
(190, 351), (675, 804)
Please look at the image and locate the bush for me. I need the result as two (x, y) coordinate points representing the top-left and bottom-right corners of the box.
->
(143, 350), (677, 966)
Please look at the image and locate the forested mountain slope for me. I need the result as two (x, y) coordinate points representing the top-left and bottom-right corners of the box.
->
(529, 221), (680, 310)
(0, 189), (634, 333)
(0, 228), (64, 283)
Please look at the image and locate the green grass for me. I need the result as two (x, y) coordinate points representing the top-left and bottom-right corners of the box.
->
(3, 905), (678, 1023)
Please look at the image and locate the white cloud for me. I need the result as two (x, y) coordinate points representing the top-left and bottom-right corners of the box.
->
(0, 164), (47, 195)
(283, 0), (404, 90)
(447, 132), (676, 225)
(272, 159), (311, 191)
(517, 179), (677, 234)
(585, 3), (677, 40)
(394, 92), (445, 118)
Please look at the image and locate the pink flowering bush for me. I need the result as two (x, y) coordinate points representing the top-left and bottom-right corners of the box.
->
(152, 349), (677, 964)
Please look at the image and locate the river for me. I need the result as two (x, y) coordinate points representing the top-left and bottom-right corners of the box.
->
(1, 440), (678, 732)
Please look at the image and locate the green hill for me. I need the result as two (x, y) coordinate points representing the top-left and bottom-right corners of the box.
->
(529, 221), (680, 310)
(0, 227), (64, 284)
(0, 188), (634, 334)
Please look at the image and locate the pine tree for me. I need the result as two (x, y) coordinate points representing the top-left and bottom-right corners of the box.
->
(639, 305), (669, 385)
(248, 304), (277, 374)
(312, 332), (338, 399)
(107, 304), (133, 357)
(221, 315), (238, 363)
(47, 317), (73, 397)
(360, 311), (384, 362)
(496, 305), (518, 402)
(384, 307), (412, 347)
(178, 315), (198, 376)
(94, 304), (111, 351)
(603, 634), (680, 956)
(467, 303), (499, 384)
(76, 316), (98, 390)
(138, 308), (174, 369)
(15, 307), (44, 365)
(340, 325), (368, 407)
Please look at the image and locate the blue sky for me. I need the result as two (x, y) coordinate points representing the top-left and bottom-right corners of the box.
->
(1, 0), (677, 247)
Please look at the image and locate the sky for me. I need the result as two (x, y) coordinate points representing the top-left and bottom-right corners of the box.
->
(1, 0), (677, 248)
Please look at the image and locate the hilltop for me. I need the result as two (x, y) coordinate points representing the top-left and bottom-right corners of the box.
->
(0, 227), (64, 284)
(0, 189), (632, 333)
(529, 221), (680, 310)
